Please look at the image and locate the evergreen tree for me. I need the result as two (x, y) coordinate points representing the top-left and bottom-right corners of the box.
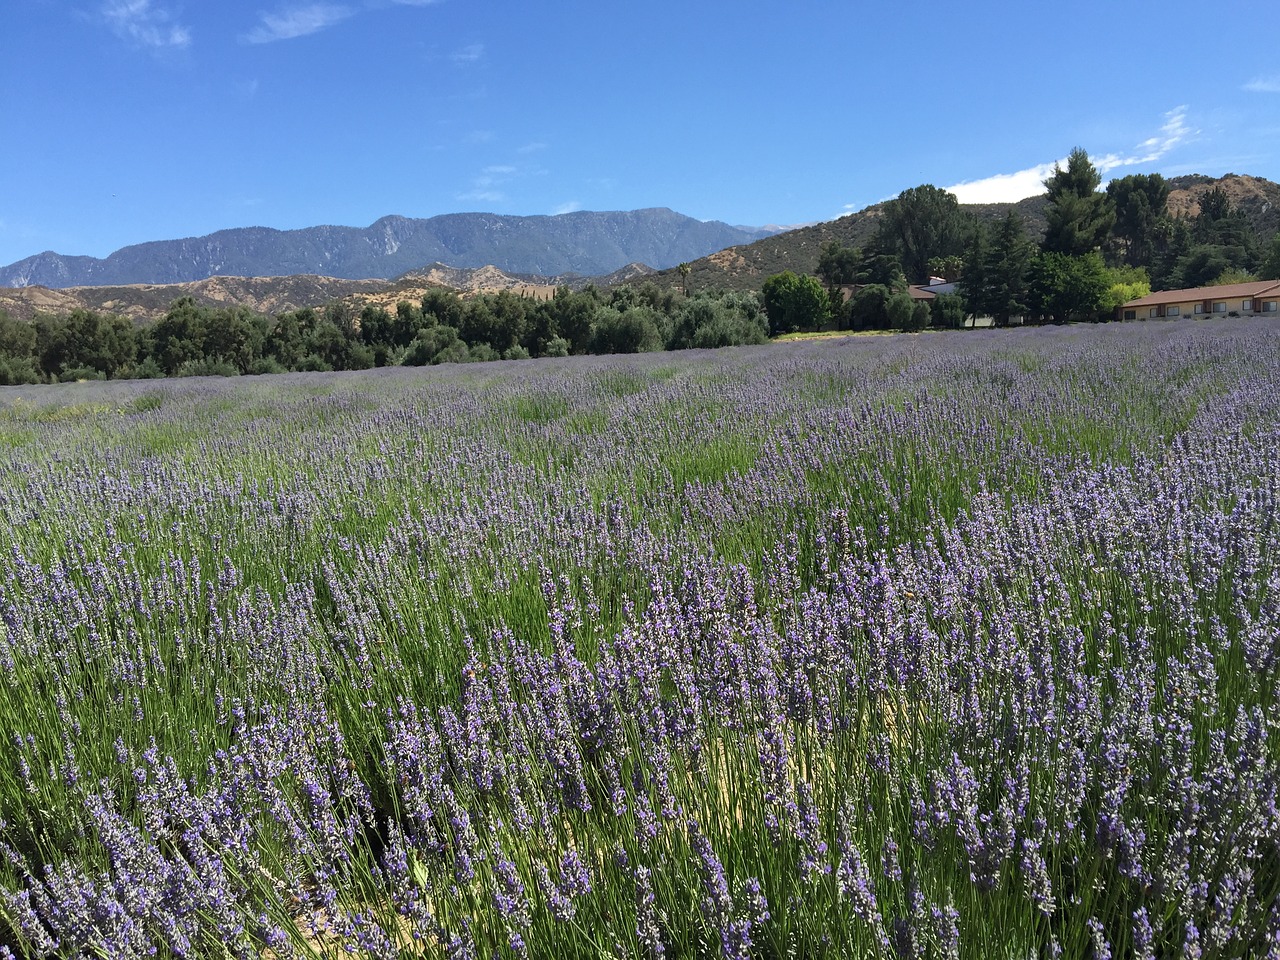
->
(1042, 148), (1115, 256)
(982, 212), (1034, 327)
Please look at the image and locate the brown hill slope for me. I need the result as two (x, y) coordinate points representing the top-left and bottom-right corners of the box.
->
(0, 263), (653, 323)
(0, 274), (387, 323)
(1166, 174), (1280, 238)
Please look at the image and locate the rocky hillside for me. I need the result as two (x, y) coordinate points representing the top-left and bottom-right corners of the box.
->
(0, 209), (774, 289)
(0, 263), (654, 323)
(1166, 174), (1280, 239)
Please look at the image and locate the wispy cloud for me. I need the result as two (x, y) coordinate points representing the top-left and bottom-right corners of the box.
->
(553, 201), (582, 215)
(943, 106), (1196, 204)
(241, 0), (440, 44)
(458, 189), (505, 203)
(102, 0), (191, 50)
(517, 142), (547, 155)
(457, 158), (549, 207)
(451, 43), (484, 64)
(1093, 105), (1194, 173)
(1244, 75), (1280, 94)
(242, 3), (355, 43)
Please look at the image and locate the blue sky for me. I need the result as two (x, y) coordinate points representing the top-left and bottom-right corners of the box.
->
(2, 0), (1279, 268)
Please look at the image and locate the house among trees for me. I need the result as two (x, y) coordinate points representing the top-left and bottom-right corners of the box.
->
(1118, 280), (1280, 321)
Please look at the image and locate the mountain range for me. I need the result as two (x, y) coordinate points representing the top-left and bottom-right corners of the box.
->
(0, 209), (775, 290)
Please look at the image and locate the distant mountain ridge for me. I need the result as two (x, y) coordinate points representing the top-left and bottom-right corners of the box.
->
(0, 209), (776, 290)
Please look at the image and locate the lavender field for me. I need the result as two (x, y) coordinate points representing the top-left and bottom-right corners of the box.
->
(0, 319), (1277, 959)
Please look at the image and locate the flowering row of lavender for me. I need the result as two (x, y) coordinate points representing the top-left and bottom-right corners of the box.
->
(0, 318), (1277, 959)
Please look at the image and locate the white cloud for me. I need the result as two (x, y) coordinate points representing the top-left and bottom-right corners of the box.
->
(451, 43), (484, 64)
(102, 0), (191, 49)
(553, 201), (582, 215)
(243, 3), (354, 43)
(1244, 75), (1280, 94)
(1093, 105), (1193, 173)
(483, 165), (516, 175)
(458, 190), (505, 203)
(943, 106), (1196, 204)
(943, 161), (1064, 204)
(517, 142), (548, 155)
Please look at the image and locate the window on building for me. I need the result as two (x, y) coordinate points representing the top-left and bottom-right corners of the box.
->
(1149, 307), (1159, 318)
(1194, 303), (1204, 314)
(1241, 300), (1253, 312)
(1264, 301), (1279, 313)
(1167, 306), (1180, 317)
(1213, 302), (1227, 313)
(1124, 310), (1136, 320)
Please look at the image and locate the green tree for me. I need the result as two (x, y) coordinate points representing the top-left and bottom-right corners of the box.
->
(1259, 233), (1280, 279)
(589, 306), (664, 354)
(760, 271), (831, 336)
(202, 306), (264, 373)
(1101, 265), (1152, 316)
(1029, 251), (1110, 322)
(266, 308), (314, 370)
(983, 212), (1034, 326)
(546, 287), (599, 354)
(1151, 217), (1193, 290)
(1174, 245), (1234, 288)
(1106, 173), (1170, 268)
(148, 297), (209, 375)
(359, 305), (396, 349)
(670, 292), (767, 349)
(874, 185), (971, 283)
(0, 310), (39, 384)
(957, 224), (989, 326)
(847, 284), (891, 331)
(816, 241), (860, 293)
(1182, 187), (1257, 279)
(1042, 148), (1115, 256)
(853, 247), (908, 291)
(421, 289), (465, 329)
(885, 292), (917, 331)
(926, 254), (964, 282)
(930, 293), (965, 329)
(404, 325), (464, 365)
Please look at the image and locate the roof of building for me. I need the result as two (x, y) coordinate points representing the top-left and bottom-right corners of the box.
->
(1122, 280), (1280, 309)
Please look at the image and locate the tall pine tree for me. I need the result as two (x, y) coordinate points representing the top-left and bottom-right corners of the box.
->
(1042, 148), (1115, 256)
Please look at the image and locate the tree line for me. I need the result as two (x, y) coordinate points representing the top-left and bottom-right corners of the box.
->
(761, 149), (1280, 334)
(0, 284), (771, 385)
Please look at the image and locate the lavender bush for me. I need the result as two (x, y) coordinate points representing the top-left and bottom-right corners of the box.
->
(0, 318), (1277, 958)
